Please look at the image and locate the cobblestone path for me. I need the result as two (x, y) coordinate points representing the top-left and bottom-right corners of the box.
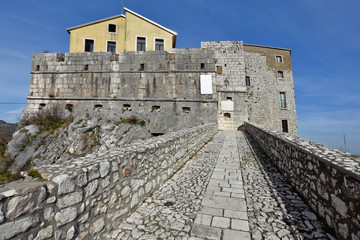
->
(110, 131), (335, 240)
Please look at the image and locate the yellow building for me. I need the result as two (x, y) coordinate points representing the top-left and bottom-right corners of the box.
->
(67, 8), (177, 53)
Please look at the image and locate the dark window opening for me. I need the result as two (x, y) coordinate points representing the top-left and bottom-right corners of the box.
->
(152, 106), (160, 112)
(65, 104), (73, 112)
(155, 39), (164, 51)
(282, 120), (289, 133)
(182, 107), (191, 113)
(85, 39), (94, 52)
(217, 66), (223, 74)
(201, 63), (205, 69)
(225, 64), (227, 67)
(36, 65), (40, 71)
(226, 97), (232, 100)
(224, 113), (231, 118)
(84, 65), (89, 70)
(94, 104), (103, 110)
(137, 37), (146, 51)
(139, 63), (145, 71)
(246, 76), (251, 86)
(39, 103), (46, 110)
(276, 55), (283, 63)
(107, 41), (116, 53)
(108, 24), (116, 33)
(277, 71), (284, 79)
(280, 92), (287, 108)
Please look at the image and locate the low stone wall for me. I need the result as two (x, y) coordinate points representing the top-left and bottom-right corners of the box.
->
(0, 123), (217, 240)
(245, 122), (360, 240)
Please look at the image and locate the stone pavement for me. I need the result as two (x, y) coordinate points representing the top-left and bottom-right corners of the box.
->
(110, 131), (335, 240)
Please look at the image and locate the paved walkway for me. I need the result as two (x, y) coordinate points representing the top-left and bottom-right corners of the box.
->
(109, 131), (335, 240)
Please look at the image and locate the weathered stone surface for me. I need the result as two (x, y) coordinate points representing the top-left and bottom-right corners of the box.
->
(84, 180), (99, 197)
(0, 216), (39, 239)
(52, 174), (75, 195)
(91, 217), (105, 234)
(99, 161), (110, 177)
(55, 207), (77, 227)
(34, 225), (53, 240)
(57, 191), (83, 209)
(66, 226), (75, 240)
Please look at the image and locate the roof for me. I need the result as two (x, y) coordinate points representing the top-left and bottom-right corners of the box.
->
(124, 8), (177, 36)
(66, 8), (177, 36)
(243, 43), (291, 52)
(66, 14), (125, 33)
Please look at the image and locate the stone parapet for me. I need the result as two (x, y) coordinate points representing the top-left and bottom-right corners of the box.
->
(245, 122), (360, 240)
(0, 123), (217, 239)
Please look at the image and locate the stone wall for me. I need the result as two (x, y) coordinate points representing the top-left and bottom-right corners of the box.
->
(26, 51), (218, 134)
(245, 122), (360, 240)
(0, 124), (217, 240)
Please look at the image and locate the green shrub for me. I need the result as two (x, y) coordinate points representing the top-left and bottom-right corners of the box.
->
(27, 169), (43, 179)
(139, 120), (146, 126)
(0, 171), (20, 183)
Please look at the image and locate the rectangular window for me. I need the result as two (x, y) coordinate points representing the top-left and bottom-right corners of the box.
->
(137, 37), (146, 51)
(280, 92), (287, 108)
(155, 39), (164, 51)
(107, 41), (116, 53)
(276, 55), (283, 63)
(108, 24), (117, 33)
(282, 120), (289, 133)
(245, 76), (251, 86)
(84, 39), (94, 52)
(277, 71), (284, 79)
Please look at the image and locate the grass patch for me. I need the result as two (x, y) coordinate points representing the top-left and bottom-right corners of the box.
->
(27, 169), (43, 180)
(0, 171), (21, 183)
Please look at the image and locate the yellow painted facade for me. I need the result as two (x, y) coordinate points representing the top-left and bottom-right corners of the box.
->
(67, 8), (177, 53)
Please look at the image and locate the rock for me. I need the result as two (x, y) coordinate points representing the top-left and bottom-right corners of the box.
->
(44, 207), (54, 221)
(91, 217), (105, 234)
(57, 191), (83, 208)
(84, 180), (99, 197)
(0, 216), (39, 239)
(55, 207), (77, 227)
(66, 226), (76, 240)
(53, 174), (75, 195)
(99, 161), (110, 177)
(34, 225), (53, 240)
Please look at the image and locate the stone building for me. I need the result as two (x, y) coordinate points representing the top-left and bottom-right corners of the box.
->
(25, 41), (298, 135)
(67, 8), (177, 53)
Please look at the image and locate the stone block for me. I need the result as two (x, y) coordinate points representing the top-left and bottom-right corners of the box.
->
(55, 207), (77, 227)
(53, 174), (75, 195)
(57, 191), (83, 208)
(191, 224), (221, 240)
(0, 216), (39, 239)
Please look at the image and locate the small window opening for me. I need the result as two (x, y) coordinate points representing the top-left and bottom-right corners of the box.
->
(84, 65), (89, 70)
(201, 63), (205, 69)
(85, 39), (94, 52)
(36, 65), (40, 71)
(123, 104), (131, 111)
(155, 39), (164, 51)
(65, 104), (73, 112)
(152, 106), (160, 112)
(107, 41), (116, 53)
(226, 97), (232, 100)
(224, 113), (231, 118)
(282, 120), (289, 133)
(276, 55), (283, 63)
(139, 63), (145, 71)
(39, 103), (46, 110)
(280, 92), (287, 108)
(182, 107), (191, 113)
(277, 71), (284, 79)
(225, 64), (227, 67)
(137, 37), (146, 51)
(217, 66), (223, 74)
(94, 104), (103, 110)
(108, 24), (117, 33)
(245, 76), (251, 86)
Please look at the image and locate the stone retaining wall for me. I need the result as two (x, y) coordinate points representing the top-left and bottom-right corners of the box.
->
(0, 123), (217, 240)
(245, 122), (360, 240)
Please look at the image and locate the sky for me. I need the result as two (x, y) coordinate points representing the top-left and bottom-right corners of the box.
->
(0, 0), (359, 155)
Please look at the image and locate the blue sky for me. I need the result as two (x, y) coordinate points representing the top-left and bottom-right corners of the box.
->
(0, 0), (359, 155)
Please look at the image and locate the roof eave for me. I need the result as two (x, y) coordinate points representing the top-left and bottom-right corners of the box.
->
(66, 14), (125, 34)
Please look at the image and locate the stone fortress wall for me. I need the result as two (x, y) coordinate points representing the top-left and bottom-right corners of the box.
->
(245, 122), (360, 240)
(25, 41), (298, 135)
(0, 124), (217, 240)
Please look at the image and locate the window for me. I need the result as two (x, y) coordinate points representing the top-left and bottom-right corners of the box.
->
(182, 107), (191, 113)
(107, 41), (116, 53)
(245, 76), (251, 86)
(108, 24), (117, 33)
(155, 39), (164, 51)
(65, 104), (73, 112)
(280, 92), (287, 108)
(217, 66), (223, 74)
(224, 113), (231, 118)
(137, 37), (146, 51)
(282, 120), (289, 133)
(152, 106), (160, 112)
(201, 63), (205, 69)
(277, 71), (284, 79)
(275, 55), (283, 63)
(84, 39), (94, 52)
(94, 104), (102, 110)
